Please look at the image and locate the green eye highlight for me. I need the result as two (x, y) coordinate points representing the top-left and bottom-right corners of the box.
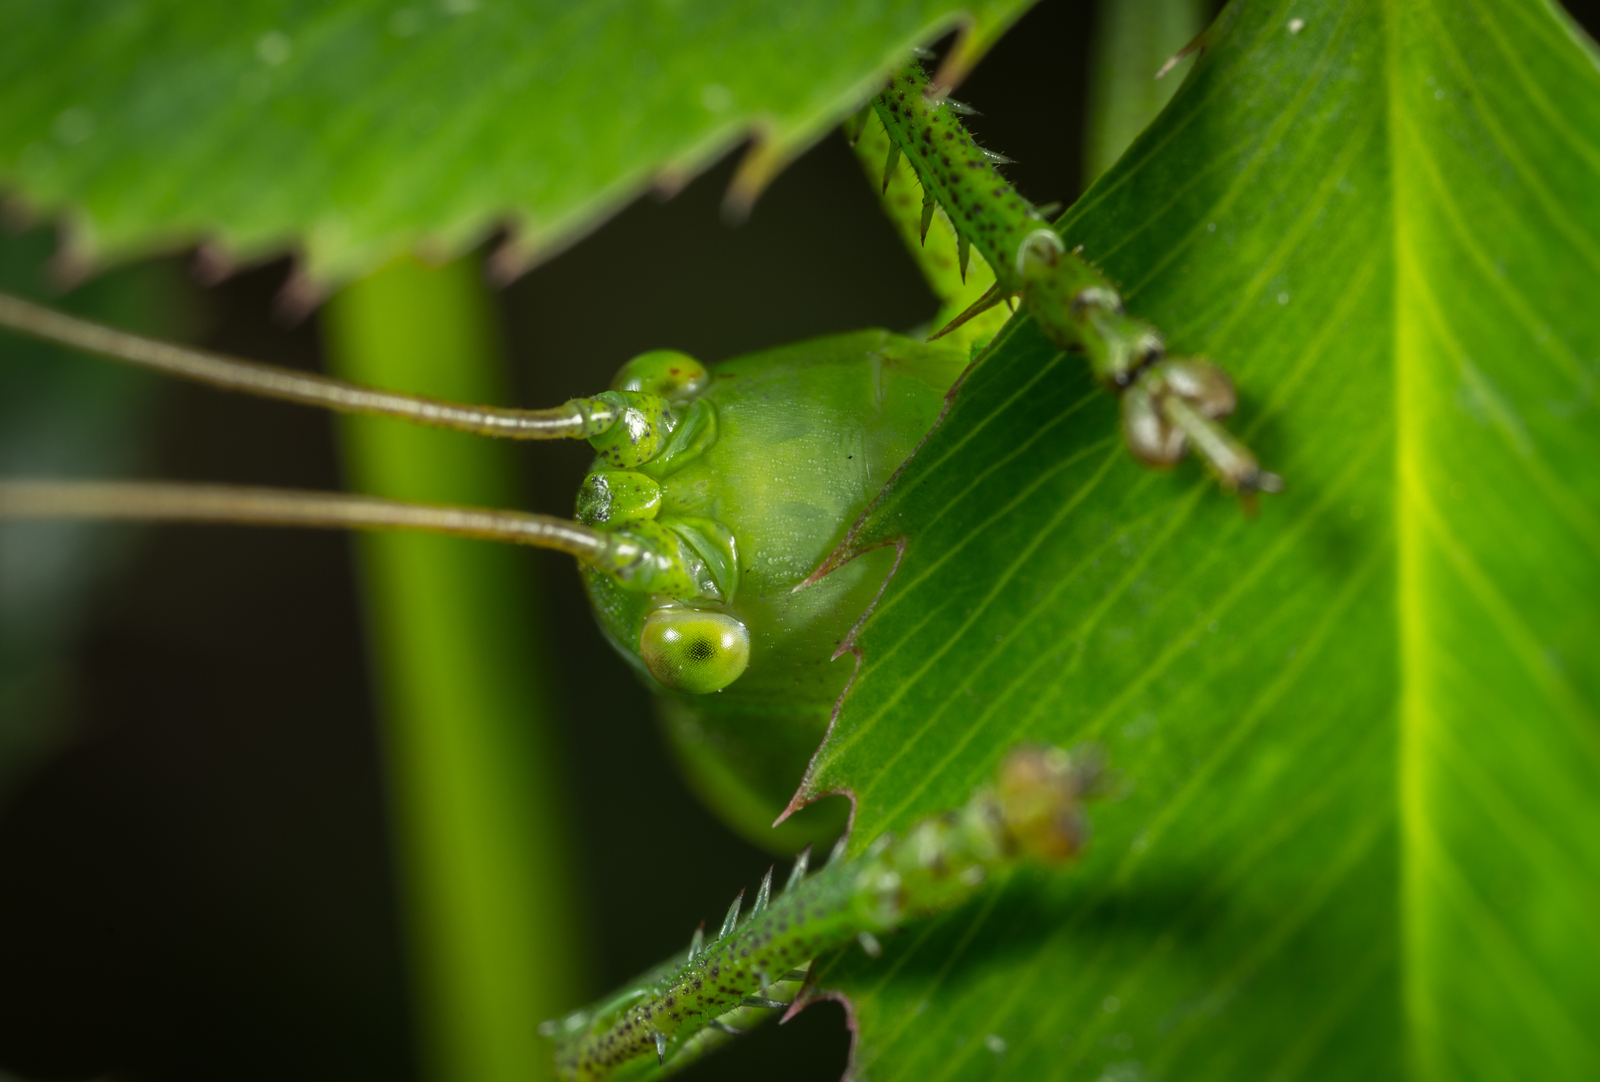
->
(639, 608), (750, 694)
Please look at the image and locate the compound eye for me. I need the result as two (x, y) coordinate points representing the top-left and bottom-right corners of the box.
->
(640, 608), (750, 694)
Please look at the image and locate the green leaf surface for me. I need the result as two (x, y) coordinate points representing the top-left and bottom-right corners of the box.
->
(0, 0), (1033, 285)
(800, 1), (1600, 1078)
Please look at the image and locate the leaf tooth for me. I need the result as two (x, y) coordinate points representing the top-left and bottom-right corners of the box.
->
(957, 233), (972, 282)
(686, 921), (705, 961)
(919, 191), (937, 245)
(654, 1031), (668, 1064)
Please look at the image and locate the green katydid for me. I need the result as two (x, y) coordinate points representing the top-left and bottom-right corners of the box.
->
(0, 57), (1275, 1073)
(0, 56), (1275, 852)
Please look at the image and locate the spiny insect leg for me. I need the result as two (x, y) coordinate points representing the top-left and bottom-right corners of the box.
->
(869, 59), (1280, 500)
(547, 748), (1103, 1081)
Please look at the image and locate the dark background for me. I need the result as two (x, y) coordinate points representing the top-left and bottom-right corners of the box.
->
(2, 0), (1595, 1079)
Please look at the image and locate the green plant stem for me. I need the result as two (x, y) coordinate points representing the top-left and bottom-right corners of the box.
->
(322, 255), (584, 1082)
(1083, 0), (1209, 184)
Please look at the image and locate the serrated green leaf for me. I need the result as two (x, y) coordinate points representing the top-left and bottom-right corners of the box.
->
(0, 0), (1035, 285)
(800, 1), (1600, 1078)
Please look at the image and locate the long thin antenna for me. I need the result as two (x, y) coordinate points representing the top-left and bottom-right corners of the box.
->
(0, 480), (616, 561)
(0, 291), (611, 441)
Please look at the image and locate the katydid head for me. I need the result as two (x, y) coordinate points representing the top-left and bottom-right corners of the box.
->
(577, 330), (966, 847)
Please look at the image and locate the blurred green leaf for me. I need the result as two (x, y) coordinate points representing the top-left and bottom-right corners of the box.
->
(1082, 0), (1207, 184)
(0, 0), (1035, 285)
(799, 0), (1600, 1077)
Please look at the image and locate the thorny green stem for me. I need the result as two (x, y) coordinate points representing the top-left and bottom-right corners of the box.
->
(543, 746), (1101, 1081)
